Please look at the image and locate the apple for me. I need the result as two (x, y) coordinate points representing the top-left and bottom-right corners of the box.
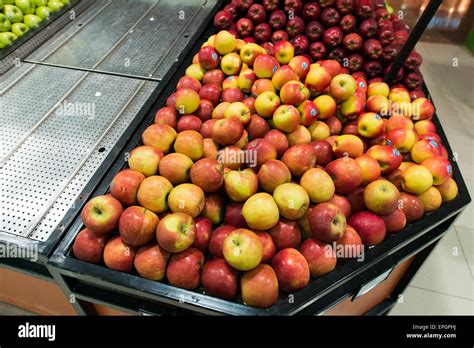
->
(223, 228), (263, 271)
(269, 9), (287, 31)
(166, 247), (204, 290)
(208, 225), (235, 258)
(310, 140), (333, 166)
(199, 84), (221, 106)
(308, 202), (346, 242)
(305, 65), (331, 96)
(367, 145), (402, 174)
(367, 81), (389, 97)
(286, 15), (305, 37)
(272, 105), (300, 133)
(388, 87), (411, 104)
(313, 95), (336, 119)
(305, 21), (324, 42)
(342, 33), (363, 52)
(332, 134), (364, 158)
(302, 1), (321, 21)
(196, 100), (214, 123)
(263, 129), (289, 157)
(300, 238), (336, 277)
(356, 154), (381, 186)
(214, 30), (236, 55)
(0, 14), (12, 33)
(399, 164), (433, 195)
(118, 206), (158, 247)
(203, 69), (225, 86)
(436, 178), (458, 203)
(411, 139), (442, 163)
(11, 22), (30, 37)
(201, 259), (238, 300)
(348, 211), (386, 246)
(4, 5), (23, 24)
(336, 225), (363, 260)
(109, 169), (144, 206)
(35, 5), (52, 19)
(357, 112), (384, 138)
(159, 153), (193, 185)
(347, 54), (364, 72)
(212, 103), (230, 120)
(155, 106), (177, 128)
(347, 187), (366, 214)
(329, 74), (356, 100)
(247, 114), (270, 140)
(224, 101), (251, 125)
(280, 81), (308, 105)
(325, 158), (363, 194)
(168, 183), (205, 218)
(201, 193), (224, 225)
(414, 120), (436, 135)
(282, 144), (317, 177)
(386, 128), (416, 153)
(247, 3), (266, 24)
(177, 76), (201, 92)
(134, 243), (169, 281)
(72, 228), (107, 264)
(257, 231), (277, 263)
(323, 27), (343, 48)
(103, 236), (136, 272)
(255, 91), (281, 117)
(244, 138), (278, 168)
(417, 186), (442, 213)
(321, 7), (340, 26)
(241, 264), (279, 308)
(272, 248), (310, 292)
(242, 192), (279, 230)
(221, 87), (244, 104)
(273, 40), (294, 64)
(340, 95), (365, 119)
(362, 39), (383, 60)
(386, 114), (414, 133)
(221, 52), (242, 76)
(327, 195), (351, 220)
(142, 124), (177, 154)
(287, 125), (311, 145)
(243, 97), (256, 115)
(237, 69), (257, 94)
(412, 98), (435, 121)
(176, 115), (202, 133)
(47, 0), (64, 11)
(156, 212), (196, 253)
(272, 65), (299, 91)
(363, 60), (383, 79)
(217, 146), (244, 170)
(136, 176), (173, 213)
(186, 63), (206, 81)
(381, 209), (406, 234)
(236, 17), (254, 38)
(190, 217), (212, 252)
(190, 158), (224, 193)
(212, 117), (244, 146)
(273, 183), (310, 220)
(289, 55), (311, 80)
(252, 78), (276, 96)
(81, 195), (122, 234)
(254, 54), (280, 78)
(240, 42), (264, 65)
(173, 130), (203, 161)
(224, 203), (247, 229)
(340, 13), (357, 33)
(175, 88), (200, 115)
(258, 159), (291, 193)
(269, 219), (302, 250)
(297, 100), (319, 127)
(224, 170), (258, 202)
(366, 95), (389, 116)
(364, 179), (400, 216)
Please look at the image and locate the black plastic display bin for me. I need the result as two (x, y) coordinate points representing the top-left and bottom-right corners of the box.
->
(46, 34), (472, 315)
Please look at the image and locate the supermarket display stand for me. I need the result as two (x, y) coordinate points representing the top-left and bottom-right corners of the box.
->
(0, 0), (222, 314)
(46, 3), (471, 315)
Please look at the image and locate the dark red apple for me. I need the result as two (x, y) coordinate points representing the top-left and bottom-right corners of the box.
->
(348, 211), (386, 246)
(359, 18), (378, 38)
(348, 54), (364, 72)
(247, 3), (266, 24)
(320, 7), (340, 27)
(236, 17), (254, 38)
(254, 23), (272, 43)
(271, 30), (290, 43)
(355, 0), (375, 19)
(363, 60), (383, 78)
(311, 140), (334, 166)
(340, 14), (357, 33)
(209, 225), (236, 259)
(305, 21), (324, 42)
(323, 27), (343, 48)
(201, 259), (238, 300)
(224, 203), (248, 228)
(286, 16), (305, 38)
(336, 0), (354, 14)
(302, 2), (321, 21)
(214, 10), (233, 30)
(343, 33), (363, 52)
(269, 10), (287, 31)
(284, 0), (303, 14)
(363, 39), (383, 60)
(291, 35), (310, 55)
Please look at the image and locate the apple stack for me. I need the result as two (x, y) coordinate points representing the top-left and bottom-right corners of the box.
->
(214, 0), (425, 91)
(0, 0), (69, 48)
(73, 31), (457, 309)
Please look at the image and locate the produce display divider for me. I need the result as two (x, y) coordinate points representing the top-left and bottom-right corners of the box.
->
(0, 0), (92, 74)
(46, 4), (472, 315)
(0, 0), (224, 283)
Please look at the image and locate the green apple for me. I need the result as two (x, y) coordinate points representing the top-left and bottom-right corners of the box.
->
(59, 0), (69, 4)
(4, 5), (24, 23)
(34, 0), (47, 6)
(11, 22), (28, 36)
(4, 0), (15, 4)
(0, 31), (17, 48)
(0, 14), (11, 32)
(35, 5), (51, 19)
(15, 0), (35, 14)
(23, 13), (42, 28)
(0, 0), (4, 10)
(47, 0), (63, 11)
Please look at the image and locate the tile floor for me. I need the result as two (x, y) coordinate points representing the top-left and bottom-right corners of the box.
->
(389, 41), (474, 315)
(0, 43), (472, 316)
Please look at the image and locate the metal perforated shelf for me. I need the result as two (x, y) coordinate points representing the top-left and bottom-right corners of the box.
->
(0, 63), (158, 243)
(26, 0), (217, 80)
